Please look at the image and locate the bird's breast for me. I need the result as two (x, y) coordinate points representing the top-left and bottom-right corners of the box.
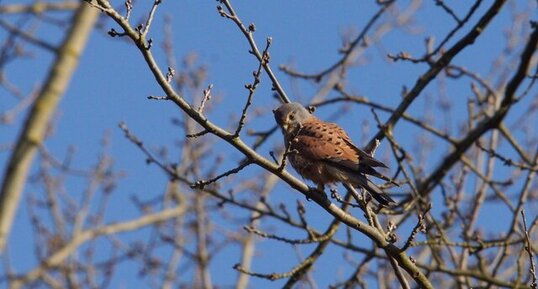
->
(289, 154), (339, 185)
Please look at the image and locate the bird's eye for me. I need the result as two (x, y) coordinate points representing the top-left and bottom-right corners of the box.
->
(288, 114), (295, 121)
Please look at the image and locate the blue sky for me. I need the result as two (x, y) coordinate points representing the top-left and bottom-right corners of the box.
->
(1, 0), (537, 288)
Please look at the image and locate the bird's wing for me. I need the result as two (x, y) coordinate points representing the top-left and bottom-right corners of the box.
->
(323, 123), (388, 168)
(293, 121), (391, 181)
(341, 138), (388, 168)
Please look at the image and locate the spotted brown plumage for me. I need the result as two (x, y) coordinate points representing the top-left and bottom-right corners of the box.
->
(273, 102), (396, 207)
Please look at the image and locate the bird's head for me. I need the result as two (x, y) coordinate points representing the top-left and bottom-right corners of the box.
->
(273, 102), (311, 135)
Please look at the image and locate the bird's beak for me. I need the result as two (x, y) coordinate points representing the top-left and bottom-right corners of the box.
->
(273, 109), (289, 132)
(273, 109), (284, 126)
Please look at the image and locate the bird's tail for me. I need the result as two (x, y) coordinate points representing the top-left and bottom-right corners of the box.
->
(356, 175), (397, 207)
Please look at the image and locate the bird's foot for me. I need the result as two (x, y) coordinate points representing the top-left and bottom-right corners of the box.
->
(305, 185), (327, 202)
(329, 188), (339, 199)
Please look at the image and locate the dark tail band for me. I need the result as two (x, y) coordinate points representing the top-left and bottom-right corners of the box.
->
(364, 178), (397, 207)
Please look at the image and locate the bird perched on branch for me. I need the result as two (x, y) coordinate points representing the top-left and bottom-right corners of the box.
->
(273, 102), (396, 207)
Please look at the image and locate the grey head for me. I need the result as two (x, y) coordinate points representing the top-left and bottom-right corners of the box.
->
(273, 102), (311, 135)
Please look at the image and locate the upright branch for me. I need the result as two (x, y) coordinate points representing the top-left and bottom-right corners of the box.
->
(217, 0), (290, 103)
(142, 0), (161, 37)
(197, 84), (213, 115)
(0, 2), (99, 252)
(521, 210), (538, 289)
(234, 37), (272, 137)
(401, 204), (431, 252)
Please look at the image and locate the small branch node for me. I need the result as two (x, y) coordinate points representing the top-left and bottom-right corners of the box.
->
(197, 84), (214, 114)
(166, 67), (175, 83)
(147, 95), (169, 100)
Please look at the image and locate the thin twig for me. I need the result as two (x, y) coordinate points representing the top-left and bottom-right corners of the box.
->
(244, 225), (332, 244)
(191, 160), (253, 189)
(217, 0), (290, 103)
(521, 210), (538, 289)
(197, 84), (213, 114)
(142, 0), (161, 37)
(401, 204), (432, 252)
(234, 38), (271, 137)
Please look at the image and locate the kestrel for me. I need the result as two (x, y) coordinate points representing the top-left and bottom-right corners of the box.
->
(273, 102), (396, 206)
